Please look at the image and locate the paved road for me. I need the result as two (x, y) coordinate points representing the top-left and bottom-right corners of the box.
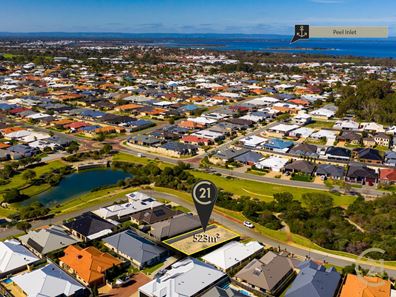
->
(117, 145), (386, 196)
(142, 189), (396, 278)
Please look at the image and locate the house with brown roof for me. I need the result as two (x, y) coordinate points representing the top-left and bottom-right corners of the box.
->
(374, 132), (391, 147)
(59, 245), (122, 287)
(339, 274), (391, 297)
(235, 251), (296, 296)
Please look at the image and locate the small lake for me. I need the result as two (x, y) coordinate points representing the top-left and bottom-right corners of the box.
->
(21, 168), (131, 206)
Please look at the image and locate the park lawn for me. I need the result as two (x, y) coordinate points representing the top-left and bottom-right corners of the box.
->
(3, 53), (14, 59)
(0, 206), (16, 217)
(0, 160), (66, 195)
(190, 170), (356, 207)
(113, 152), (168, 169)
(20, 183), (52, 197)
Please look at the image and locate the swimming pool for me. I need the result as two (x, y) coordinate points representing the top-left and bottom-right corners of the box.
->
(2, 278), (12, 284)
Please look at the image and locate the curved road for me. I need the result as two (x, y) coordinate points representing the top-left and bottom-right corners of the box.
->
(142, 189), (396, 278)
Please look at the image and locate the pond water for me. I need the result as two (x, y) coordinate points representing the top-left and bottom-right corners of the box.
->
(21, 168), (131, 206)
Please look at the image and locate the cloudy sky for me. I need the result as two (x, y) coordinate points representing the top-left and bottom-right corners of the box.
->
(1, 0), (395, 35)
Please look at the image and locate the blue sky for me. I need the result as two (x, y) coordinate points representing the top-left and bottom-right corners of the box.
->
(1, 0), (395, 35)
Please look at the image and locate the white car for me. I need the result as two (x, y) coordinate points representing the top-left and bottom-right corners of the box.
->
(243, 221), (254, 228)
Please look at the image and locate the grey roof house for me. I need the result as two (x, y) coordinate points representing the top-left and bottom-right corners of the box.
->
(289, 143), (318, 158)
(285, 261), (341, 297)
(149, 213), (201, 240)
(235, 251), (296, 295)
(19, 225), (79, 257)
(283, 160), (316, 175)
(201, 287), (246, 297)
(103, 230), (168, 268)
(315, 164), (345, 180)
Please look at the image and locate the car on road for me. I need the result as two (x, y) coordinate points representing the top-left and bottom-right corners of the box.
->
(243, 221), (254, 228)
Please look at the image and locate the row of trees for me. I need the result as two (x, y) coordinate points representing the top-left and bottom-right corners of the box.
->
(336, 79), (396, 124)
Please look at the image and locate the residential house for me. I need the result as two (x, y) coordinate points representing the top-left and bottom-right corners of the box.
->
(384, 151), (396, 166)
(309, 107), (335, 119)
(288, 127), (315, 139)
(19, 225), (79, 257)
(6, 144), (38, 160)
(63, 212), (116, 242)
(158, 141), (198, 157)
(235, 251), (296, 296)
(149, 213), (201, 240)
(201, 287), (246, 297)
(325, 146), (351, 161)
(93, 192), (163, 222)
(0, 239), (39, 278)
(181, 135), (213, 146)
(130, 135), (161, 147)
(263, 139), (294, 153)
(363, 136), (376, 148)
(339, 274), (391, 297)
(59, 245), (122, 287)
(346, 164), (378, 184)
(210, 148), (250, 166)
(285, 261), (341, 297)
(103, 230), (168, 269)
(10, 263), (88, 297)
(202, 241), (263, 272)
(289, 143), (318, 158)
(292, 113), (312, 125)
(333, 120), (359, 131)
(353, 148), (383, 164)
(130, 205), (180, 225)
(337, 131), (362, 145)
(266, 124), (299, 137)
(234, 151), (263, 165)
(239, 135), (267, 148)
(316, 164), (345, 180)
(374, 132), (391, 147)
(283, 160), (316, 175)
(255, 156), (289, 172)
(139, 258), (228, 297)
(379, 168), (396, 184)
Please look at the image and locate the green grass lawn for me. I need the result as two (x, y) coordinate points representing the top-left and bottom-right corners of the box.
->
(113, 152), (168, 169)
(190, 170), (356, 207)
(152, 186), (396, 268)
(53, 186), (138, 215)
(306, 120), (335, 129)
(0, 160), (66, 195)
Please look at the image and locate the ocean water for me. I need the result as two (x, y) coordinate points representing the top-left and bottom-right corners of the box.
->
(141, 37), (396, 58)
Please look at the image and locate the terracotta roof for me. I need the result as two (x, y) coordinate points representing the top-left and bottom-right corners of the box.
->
(339, 274), (391, 297)
(379, 168), (396, 181)
(0, 142), (10, 149)
(1, 127), (25, 134)
(60, 245), (122, 284)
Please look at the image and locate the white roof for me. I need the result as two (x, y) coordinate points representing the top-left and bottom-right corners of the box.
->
(309, 108), (335, 118)
(139, 258), (225, 297)
(255, 156), (289, 172)
(311, 129), (338, 139)
(26, 113), (50, 119)
(11, 263), (85, 297)
(240, 114), (263, 122)
(268, 123), (299, 133)
(239, 135), (267, 147)
(187, 116), (217, 125)
(192, 130), (224, 139)
(93, 191), (162, 220)
(20, 132), (50, 143)
(218, 92), (240, 98)
(289, 127), (315, 138)
(202, 241), (263, 270)
(4, 130), (31, 139)
(0, 239), (39, 274)
(333, 120), (359, 130)
(245, 96), (280, 106)
(361, 122), (385, 132)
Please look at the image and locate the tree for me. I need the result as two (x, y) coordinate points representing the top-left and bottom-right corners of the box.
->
(22, 169), (36, 181)
(3, 189), (26, 203)
(101, 143), (113, 155)
(16, 221), (32, 233)
(66, 141), (79, 154)
(302, 193), (334, 214)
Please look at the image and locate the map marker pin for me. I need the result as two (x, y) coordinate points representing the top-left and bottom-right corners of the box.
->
(192, 180), (218, 232)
